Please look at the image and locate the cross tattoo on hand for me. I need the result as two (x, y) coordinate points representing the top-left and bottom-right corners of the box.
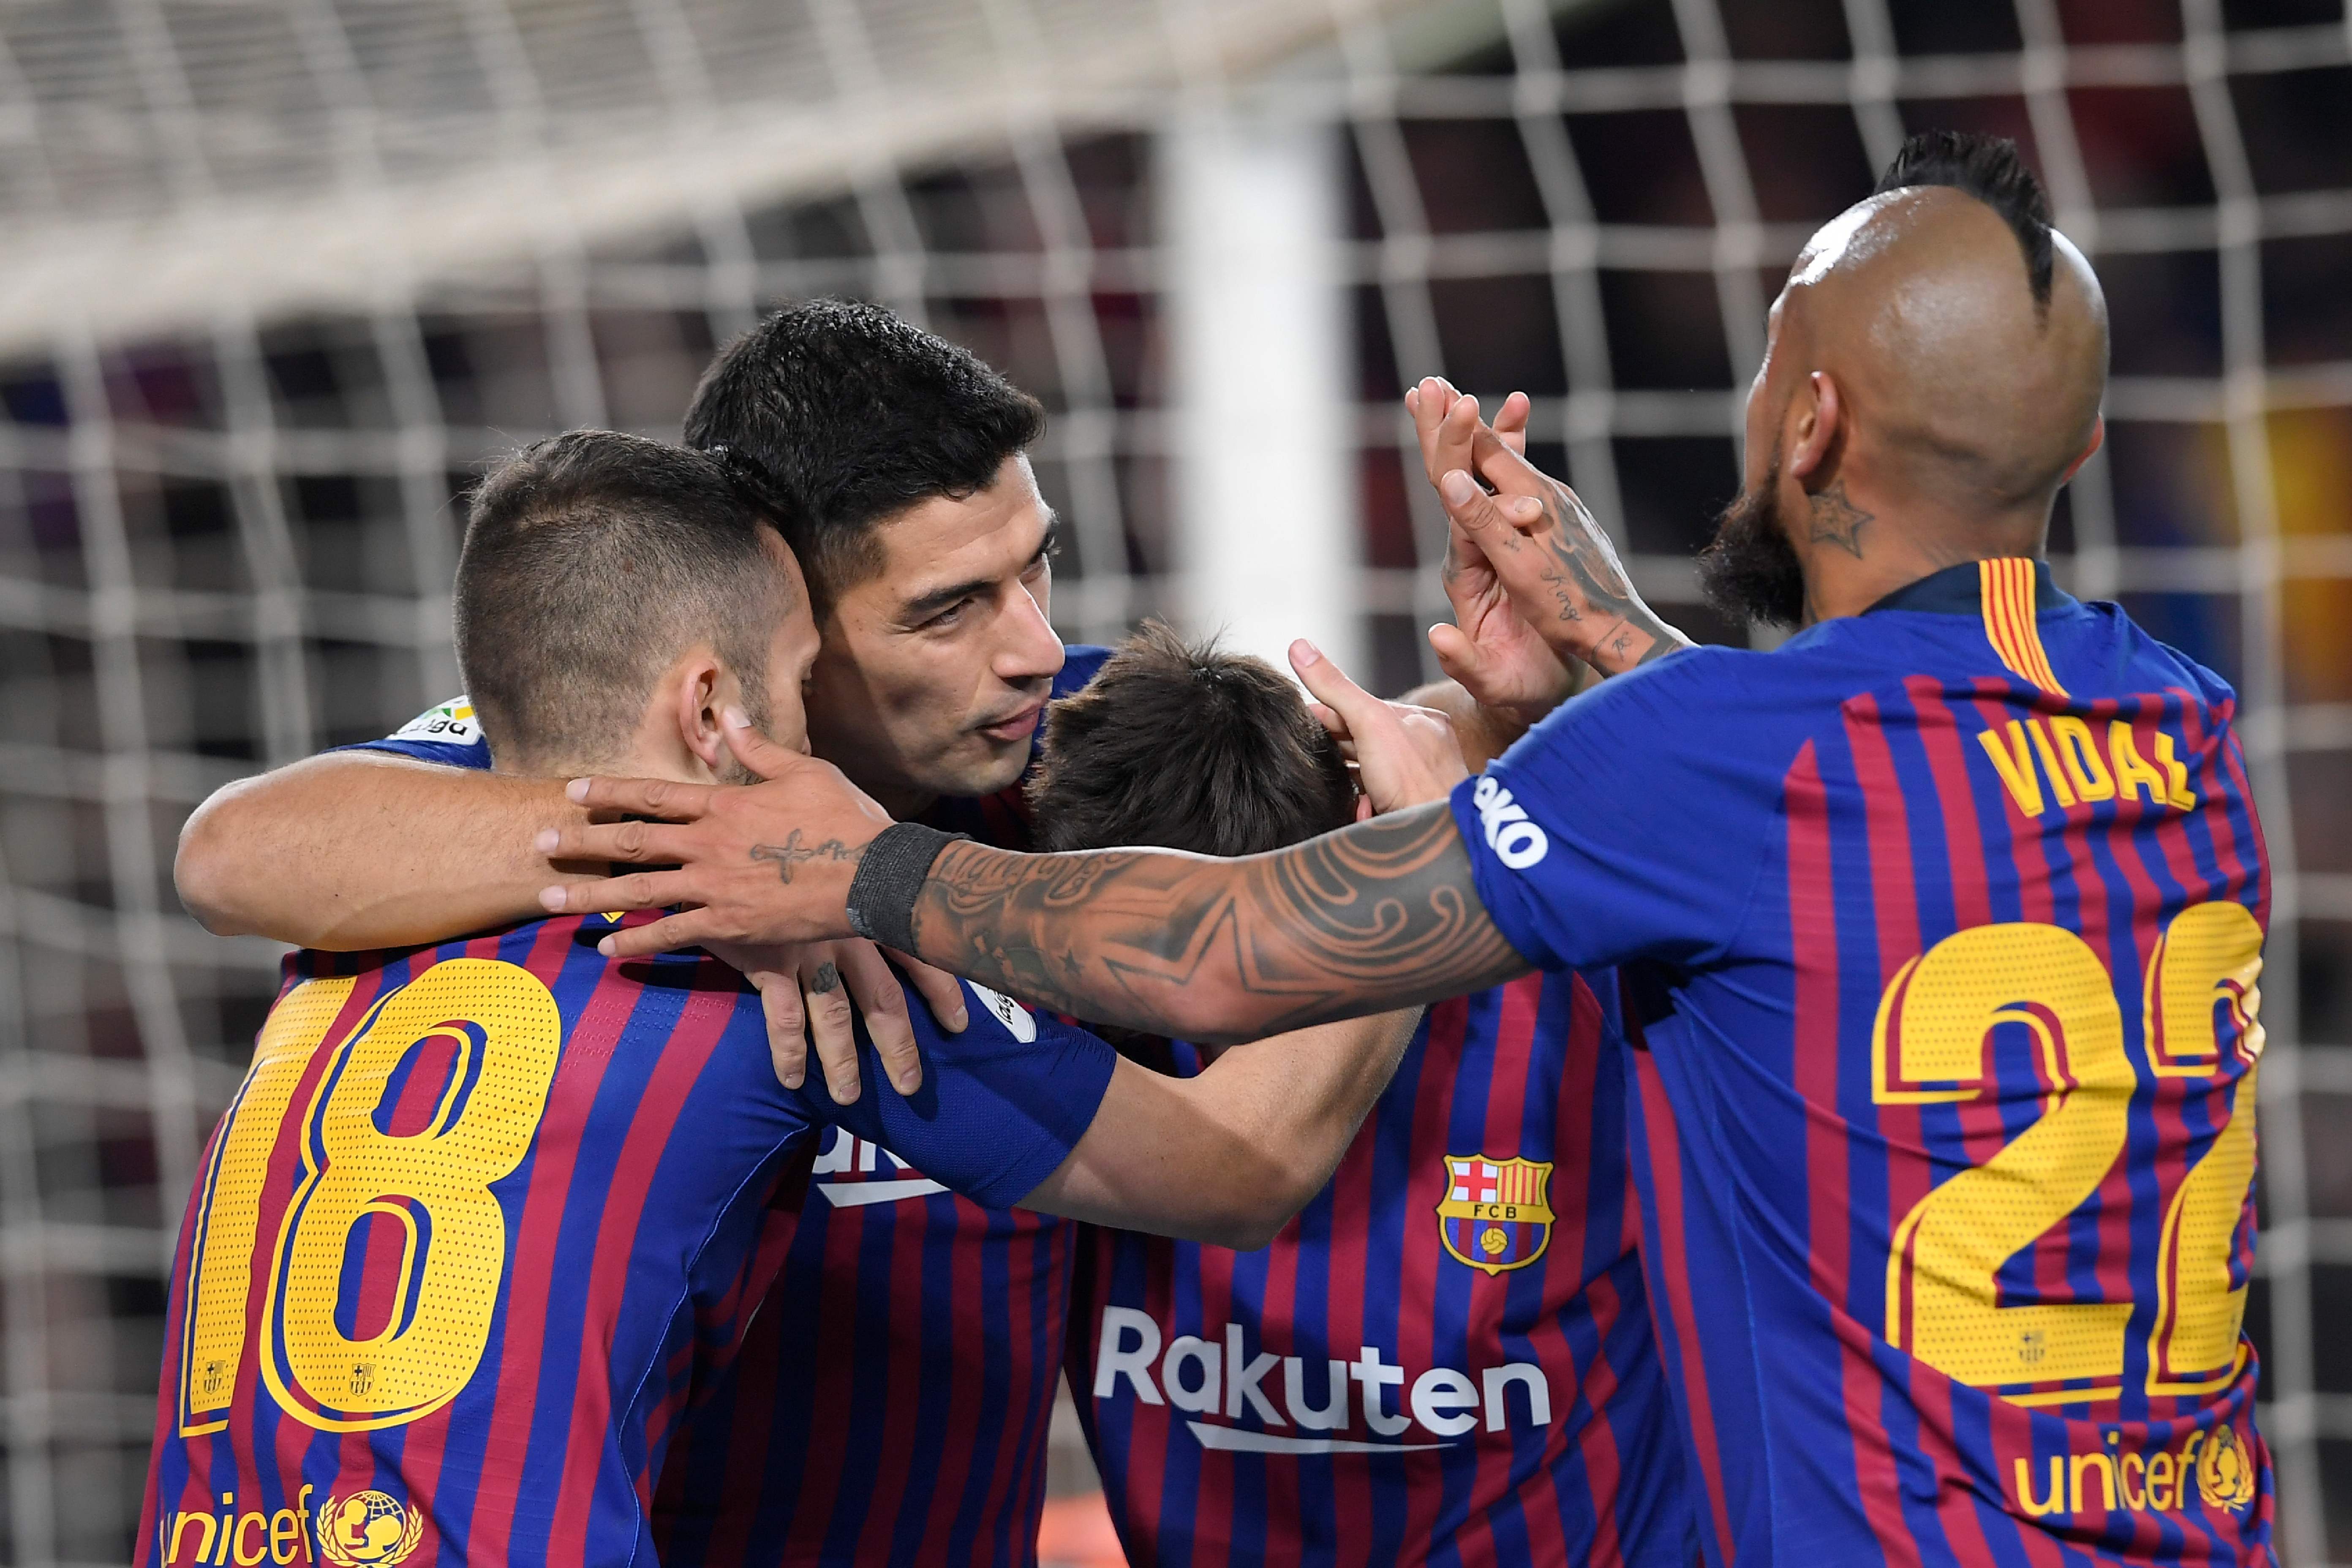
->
(749, 829), (861, 884)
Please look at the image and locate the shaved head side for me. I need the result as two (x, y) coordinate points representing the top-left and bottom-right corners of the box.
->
(1781, 135), (2108, 523)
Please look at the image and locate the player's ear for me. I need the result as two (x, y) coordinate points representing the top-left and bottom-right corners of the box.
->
(673, 650), (731, 777)
(1788, 370), (1843, 485)
(2061, 414), (2105, 485)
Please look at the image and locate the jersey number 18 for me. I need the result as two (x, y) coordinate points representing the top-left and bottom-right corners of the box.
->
(176, 959), (561, 1435)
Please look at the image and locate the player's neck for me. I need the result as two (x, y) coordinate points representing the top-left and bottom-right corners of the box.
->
(1799, 493), (2047, 623)
(812, 743), (942, 821)
(834, 769), (937, 822)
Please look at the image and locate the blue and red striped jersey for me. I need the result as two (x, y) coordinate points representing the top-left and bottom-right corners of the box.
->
(647, 643), (1116, 1568)
(138, 916), (1113, 1568)
(1450, 560), (2272, 1568)
(1070, 970), (1691, 1568)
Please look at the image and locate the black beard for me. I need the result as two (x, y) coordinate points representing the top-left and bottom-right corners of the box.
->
(1696, 468), (1806, 629)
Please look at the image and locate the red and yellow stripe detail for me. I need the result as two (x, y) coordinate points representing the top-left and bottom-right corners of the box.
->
(1978, 558), (2066, 696)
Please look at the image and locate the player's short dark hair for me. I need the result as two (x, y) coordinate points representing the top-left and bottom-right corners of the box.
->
(1874, 131), (2055, 308)
(682, 299), (1047, 608)
(455, 430), (787, 773)
(1028, 623), (1357, 858)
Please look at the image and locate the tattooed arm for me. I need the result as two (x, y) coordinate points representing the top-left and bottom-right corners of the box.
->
(537, 721), (1531, 1044)
(905, 802), (1525, 1041)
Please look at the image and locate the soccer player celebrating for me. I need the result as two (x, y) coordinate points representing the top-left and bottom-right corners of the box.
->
(555, 133), (2276, 1568)
(1032, 625), (1689, 1567)
(141, 431), (1420, 1568)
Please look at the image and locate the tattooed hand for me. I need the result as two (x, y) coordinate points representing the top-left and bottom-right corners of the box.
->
(528, 709), (971, 1098)
(1433, 426), (1695, 678)
(534, 707), (893, 951)
(1406, 378), (1582, 722)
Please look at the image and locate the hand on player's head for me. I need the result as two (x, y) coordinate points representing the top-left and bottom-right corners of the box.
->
(1289, 639), (1468, 814)
(535, 706), (894, 957)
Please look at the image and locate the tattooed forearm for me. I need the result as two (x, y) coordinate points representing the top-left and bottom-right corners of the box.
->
(750, 830), (862, 884)
(1806, 481), (1872, 558)
(906, 802), (1527, 1043)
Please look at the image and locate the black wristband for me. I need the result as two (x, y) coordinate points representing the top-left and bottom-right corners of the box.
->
(845, 822), (965, 953)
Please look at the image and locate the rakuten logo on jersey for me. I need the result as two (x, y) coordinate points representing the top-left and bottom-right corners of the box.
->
(1091, 1307), (1550, 1454)
(1472, 777), (1548, 870)
(810, 1130), (946, 1207)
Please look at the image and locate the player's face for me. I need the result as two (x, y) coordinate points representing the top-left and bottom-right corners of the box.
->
(803, 455), (1065, 814)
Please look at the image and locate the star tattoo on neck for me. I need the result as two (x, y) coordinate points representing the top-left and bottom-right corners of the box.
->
(1807, 482), (1873, 558)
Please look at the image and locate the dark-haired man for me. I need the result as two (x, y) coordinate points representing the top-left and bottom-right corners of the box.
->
(1028, 625), (1688, 1567)
(556, 135), (2277, 1568)
(142, 430), (1421, 1568)
(687, 299), (1070, 818)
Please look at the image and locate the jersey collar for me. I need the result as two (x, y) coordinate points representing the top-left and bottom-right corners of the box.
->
(1862, 557), (2073, 616)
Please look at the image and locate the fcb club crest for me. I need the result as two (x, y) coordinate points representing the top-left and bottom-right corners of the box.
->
(1438, 1155), (1554, 1275)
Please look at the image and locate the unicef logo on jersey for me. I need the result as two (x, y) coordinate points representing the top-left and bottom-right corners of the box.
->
(1472, 777), (1548, 870)
(317, 1490), (424, 1566)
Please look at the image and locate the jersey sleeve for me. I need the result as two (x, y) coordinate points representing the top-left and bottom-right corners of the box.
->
(1446, 648), (1776, 973)
(795, 978), (1116, 1209)
(334, 696), (492, 770)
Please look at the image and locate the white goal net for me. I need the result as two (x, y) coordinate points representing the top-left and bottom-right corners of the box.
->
(0, 0), (2348, 1562)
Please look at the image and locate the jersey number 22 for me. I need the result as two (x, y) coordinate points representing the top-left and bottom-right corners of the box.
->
(1874, 902), (2261, 1406)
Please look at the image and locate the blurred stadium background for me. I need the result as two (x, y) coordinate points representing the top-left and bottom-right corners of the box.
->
(0, 0), (2348, 1562)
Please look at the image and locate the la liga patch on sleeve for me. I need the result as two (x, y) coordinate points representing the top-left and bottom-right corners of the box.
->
(389, 698), (481, 747)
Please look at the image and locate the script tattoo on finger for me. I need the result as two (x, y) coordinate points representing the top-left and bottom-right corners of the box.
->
(808, 961), (841, 995)
(749, 828), (862, 883)
(1806, 481), (1873, 558)
(1509, 482), (1687, 671)
(1533, 484), (1637, 623)
(907, 802), (1524, 1038)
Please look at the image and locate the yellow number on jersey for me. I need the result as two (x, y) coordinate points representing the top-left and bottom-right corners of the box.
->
(2146, 902), (2264, 1395)
(180, 977), (358, 1433)
(1875, 924), (2135, 1401)
(178, 959), (561, 1435)
(1873, 904), (2261, 1405)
